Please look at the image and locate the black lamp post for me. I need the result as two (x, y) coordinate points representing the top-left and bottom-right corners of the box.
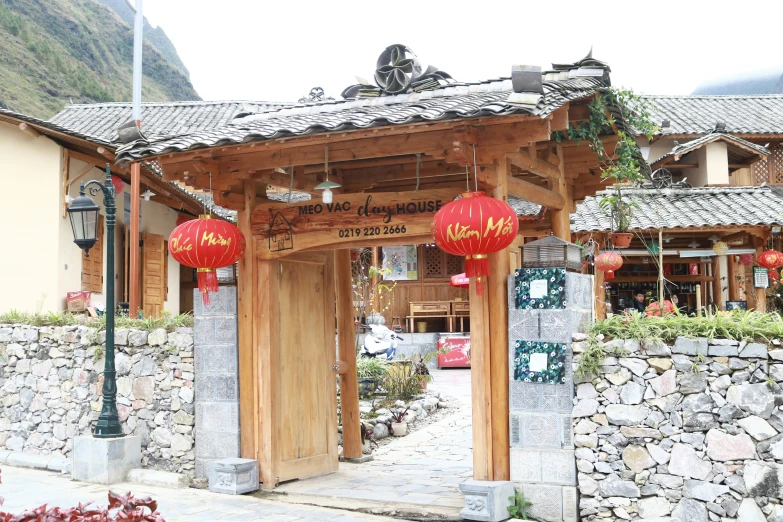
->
(68, 163), (122, 438)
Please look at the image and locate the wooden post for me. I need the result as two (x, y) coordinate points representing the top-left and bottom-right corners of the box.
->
(257, 257), (277, 489)
(594, 236), (606, 319)
(237, 180), (258, 461)
(371, 247), (381, 316)
(696, 285), (702, 316)
(712, 256), (723, 312)
(658, 230), (664, 308)
(469, 278), (493, 480)
(129, 162), (141, 315)
(488, 159), (510, 480)
(727, 255), (739, 301)
(753, 238), (767, 312)
(549, 145), (570, 240)
(335, 249), (362, 459)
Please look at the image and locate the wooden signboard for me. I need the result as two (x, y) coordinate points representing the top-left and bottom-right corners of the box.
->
(251, 188), (462, 259)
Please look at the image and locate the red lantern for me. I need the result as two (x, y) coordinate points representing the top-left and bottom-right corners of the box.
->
(431, 191), (518, 295)
(176, 213), (191, 227)
(595, 251), (623, 273)
(758, 250), (783, 269)
(110, 175), (125, 194)
(169, 215), (246, 305)
(604, 271), (615, 280)
(770, 269), (780, 282)
(739, 253), (754, 266)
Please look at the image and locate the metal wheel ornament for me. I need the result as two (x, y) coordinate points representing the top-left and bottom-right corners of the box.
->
(374, 44), (422, 94)
(651, 168), (673, 189)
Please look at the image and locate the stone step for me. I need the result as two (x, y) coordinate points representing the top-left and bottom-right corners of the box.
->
(127, 468), (191, 489)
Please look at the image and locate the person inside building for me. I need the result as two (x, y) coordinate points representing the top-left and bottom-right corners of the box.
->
(671, 294), (687, 314)
(630, 290), (646, 313)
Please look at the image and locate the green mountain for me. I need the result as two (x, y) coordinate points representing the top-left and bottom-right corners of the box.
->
(0, 0), (200, 118)
(692, 72), (783, 95)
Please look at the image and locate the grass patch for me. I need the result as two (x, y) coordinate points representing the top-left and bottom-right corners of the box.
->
(0, 310), (193, 332)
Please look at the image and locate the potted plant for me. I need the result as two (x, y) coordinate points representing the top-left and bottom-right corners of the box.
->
(411, 352), (433, 391)
(599, 189), (635, 248)
(357, 357), (388, 398)
(389, 406), (411, 436)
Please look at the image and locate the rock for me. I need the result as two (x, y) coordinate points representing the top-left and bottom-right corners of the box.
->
(178, 386), (194, 404)
(572, 398), (599, 418)
(744, 461), (783, 499)
(132, 377), (155, 402)
(682, 393), (714, 415)
(770, 439), (783, 460)
(648, 393), (681, 413)
(114, 329), (129, 346)
(651, 473), (684, 489)
(620, 381), (645, 405)
(739, 342), (768, 358)
(736, 498), (766, 522)
(620, 426), (662, 439)
(598, 473), (640, 498)
(576, 383), (598, 399)
(726, 383), (779, 418)
(606, 368), (632, 386)
(116, 376), (131, 397)
(152, 427), (172, 447)
(737, 415), (778, 441)
(647, 357), (673, 372)
(708, 344), (739, 357)
(680, 432), (705, 450)
(683, 412), (718, 432)
(651, 369), (677, 396)
(673, 337), (708, 356)
(128, 330), (148, 347)
(643, 339), (671, 356)
(574, 419), (599, 435)
(132, 356), (156, 377)
(671, 498), (708, 522)
(605, 404), (650, 426)
(682, 479), (730, 502)
(710, 375), (732, 393)
(147, 329), (167, 346)
(619, 358), (648, 377)
(637, 497), (671, 519)
(646, 443), (671, 464)
(373, 423), (389, 439)
(115, 352), (132, 376)
(622, 445), (656, 473)
(768, 505), (783, 522)
(679, 373), (708, 394)
(770, 349), (783, 361)
(574, 434), (598, 448)
(579, 474), (599, 496)
(172, 410), (193, 425)
(170, 433), (192, 452)
(717, 403), (745, 422)
(668, 443), (712, 480)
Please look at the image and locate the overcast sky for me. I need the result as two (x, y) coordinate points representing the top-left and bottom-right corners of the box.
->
(143, 0), (782, 103)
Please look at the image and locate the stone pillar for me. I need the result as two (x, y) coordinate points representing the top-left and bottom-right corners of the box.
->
(507, 268), (593, 522)
(193, 286), (240, 479)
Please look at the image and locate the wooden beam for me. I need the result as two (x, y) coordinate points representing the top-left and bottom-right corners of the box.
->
(335, 249), (362, 459)
(470, 276), (492, 480)
(550, 144), (570, 240)
(238, 180), (258, 462)
(129, 163), (141, 316)
(753, 237), (767, 312)
(568, 104), (591, 122)
(257, 257), (277, 488)
(18, 122), (41, 138)
(507, 176), (565, 209)
(61, 149), (70, 218)
(507, 150), (560, 179)
(97, 147), (115, 161)
(712, 256), (723, 311)
(594, 236), (606, 320)
(727, 254), (739, 301)
(488, 158), (510, 481)
(720, 231), (747, 243)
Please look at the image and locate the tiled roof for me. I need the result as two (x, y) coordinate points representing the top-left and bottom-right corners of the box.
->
(651, 132), (769, 167)
(116, 76), (606, 162)
(645, 95), (783, 136)
(508, 196), (542, 217)
(48, 100), (290, 145)
(572, 186), (783, 232)
(0, 107), (114, 146)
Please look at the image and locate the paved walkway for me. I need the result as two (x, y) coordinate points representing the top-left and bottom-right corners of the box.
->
(275, 368), (473, 511)
(0, 466), (399, 522)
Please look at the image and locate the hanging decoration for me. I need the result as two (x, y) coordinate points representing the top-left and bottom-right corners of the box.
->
(758, 250), (783, 269)
(168, 215), (246, 305)
(712, 241), (729, 256)
(769, 269), (780, 282)
(595, 251), (624, 279)
(739, 253), (754, 266)
(646, 241), (660, 256)
(110, 175), (125, 194)
(431, 191), (518, 295)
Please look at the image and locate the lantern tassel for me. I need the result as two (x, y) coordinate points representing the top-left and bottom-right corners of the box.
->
(475, 276), (485, 296)
(197, 269), (219, 306)
(466, 255), (489, 296)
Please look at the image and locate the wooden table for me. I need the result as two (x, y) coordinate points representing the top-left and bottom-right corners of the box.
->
(407, 300), (470, 332)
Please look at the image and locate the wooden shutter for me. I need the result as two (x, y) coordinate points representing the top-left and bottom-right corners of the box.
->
(164, 240), (169, 302)
(81, 215), (104, 293)
(142, 233), (165, 318)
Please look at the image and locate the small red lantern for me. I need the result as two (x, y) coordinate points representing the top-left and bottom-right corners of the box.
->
(110, 175), (125, 194)
(770, 269), (780, 282)
(758, 250), (783, 269)
(176, 213), (191, 227)
(595, 251), (623, 274)
(739, 253), (754, 266)
(431, 191), (518, 295)
(169, 215), (246, 305)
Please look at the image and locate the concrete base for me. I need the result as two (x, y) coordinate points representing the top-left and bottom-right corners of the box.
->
(340, 454), (374, 463)
(459, 480), (515, 522)
(127, 468), (191, 489)
(208, 458), (259, 495)
(72, 436), (141, 485)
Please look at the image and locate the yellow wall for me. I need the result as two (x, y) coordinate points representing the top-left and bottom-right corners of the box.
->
(140, 199), (180, 314)
(0, 122), (62, 312)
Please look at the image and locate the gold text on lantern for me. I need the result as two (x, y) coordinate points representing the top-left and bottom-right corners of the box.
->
(446, 223), (480, 242)
(483, 216), (514, 238)
(169, 235), (192, 253)
(201, 231), (232, 248)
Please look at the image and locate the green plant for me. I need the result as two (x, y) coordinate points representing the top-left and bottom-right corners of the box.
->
(389, 406), (410, 424)
(507, 489), (534, 519)
(357, 358), (388, 380)
(351, 248), (397, 323)
(92, 346), (105, 360)
(575, 334), (629, 378)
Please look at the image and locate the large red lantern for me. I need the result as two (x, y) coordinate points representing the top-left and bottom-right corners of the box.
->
(595, 251), (624, 275)
(770, 269), (780, 282)
(758, 250), (783, 269)
(431, 191), (518, 295)
(169, 215), (246, 305)
(739, 254), (754, 266)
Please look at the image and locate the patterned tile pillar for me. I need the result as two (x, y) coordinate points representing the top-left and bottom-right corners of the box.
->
(193, 286), (240, 479)
(507, 268), (593, 522)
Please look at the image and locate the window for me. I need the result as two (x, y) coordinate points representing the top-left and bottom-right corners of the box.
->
(422, 245), (464, 279)
(81, 215), (104, 293)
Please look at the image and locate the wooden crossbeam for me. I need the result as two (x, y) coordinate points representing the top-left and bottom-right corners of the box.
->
(507, 150), (560, 179)
(18, 122), (41, 138)
(507, 176), (564, 209)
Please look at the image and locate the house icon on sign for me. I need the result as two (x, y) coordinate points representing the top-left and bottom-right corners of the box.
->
(269, 212), (294, 252)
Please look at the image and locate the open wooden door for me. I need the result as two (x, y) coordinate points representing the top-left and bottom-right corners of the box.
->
(273, 251), (338, 482)
(142, 233), (165, 318)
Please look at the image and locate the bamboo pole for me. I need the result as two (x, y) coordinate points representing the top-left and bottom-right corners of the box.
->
(696, 285), (702, 316)
(658, 230), (664, 308)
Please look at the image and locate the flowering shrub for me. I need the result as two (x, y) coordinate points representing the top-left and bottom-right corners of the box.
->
(0, 469), (165, 522)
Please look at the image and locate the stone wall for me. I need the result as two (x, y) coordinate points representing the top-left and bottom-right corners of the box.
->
(573, 335), (783, 521)
(0, 324), (196, 477)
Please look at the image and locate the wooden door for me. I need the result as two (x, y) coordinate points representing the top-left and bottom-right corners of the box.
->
(81, 215), (104, 293)
(142, 233), (165, 318)
(274, 252), (338, 482)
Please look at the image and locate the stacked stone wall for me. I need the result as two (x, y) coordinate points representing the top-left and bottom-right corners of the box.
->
(0, 324), (196, 477)
(573, 335), (783, 521)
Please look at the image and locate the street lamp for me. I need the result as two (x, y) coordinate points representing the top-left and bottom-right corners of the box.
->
(67, 163), (122, 438)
